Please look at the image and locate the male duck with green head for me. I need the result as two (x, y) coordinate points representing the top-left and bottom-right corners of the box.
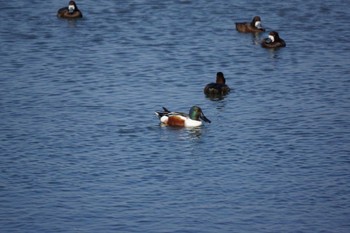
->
(155, 106), (211, 127)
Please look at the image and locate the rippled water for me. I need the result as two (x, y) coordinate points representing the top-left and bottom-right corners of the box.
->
(1, 0), (350, 232)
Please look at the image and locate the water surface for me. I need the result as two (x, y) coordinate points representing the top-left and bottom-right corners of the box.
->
(1, 0), (350, 232)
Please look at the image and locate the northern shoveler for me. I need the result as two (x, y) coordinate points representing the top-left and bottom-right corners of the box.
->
(261, 31), (286, 48)
(155, 106), (211, 127)
(57, 1), (83, 19)
(235, 16), (265, 33)
(204, 72), (230, 96)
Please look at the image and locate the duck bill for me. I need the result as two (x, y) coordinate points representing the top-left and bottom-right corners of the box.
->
(200, 114), (211, 123)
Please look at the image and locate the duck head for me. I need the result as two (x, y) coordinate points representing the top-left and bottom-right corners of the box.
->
(189, 106), (211, 123)
(68, 1), (77, 13)
(251, 16), (262, 29)
(215, 72), (226, 84)
(269, 31), (281, 42)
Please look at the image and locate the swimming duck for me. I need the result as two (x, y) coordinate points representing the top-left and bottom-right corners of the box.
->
(204, 72), (230, 96)
(235, 16), (265, 33)
(57, 1), (83, 19)
(155, 106), (211, 127)
(261, 31), (286, 48)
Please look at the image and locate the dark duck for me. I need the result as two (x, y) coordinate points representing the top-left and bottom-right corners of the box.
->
(204, 72), (231, 96)
(261, 31), (286, 48)
(235, 16), (265, 33)
(57, 1), (83, 19)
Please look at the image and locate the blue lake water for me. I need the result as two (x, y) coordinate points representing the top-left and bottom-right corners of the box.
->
(1, 0), (350, 232)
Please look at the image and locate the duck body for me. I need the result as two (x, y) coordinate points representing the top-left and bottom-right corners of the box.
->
(204, 72), (230, 96)
(204, 83), (230, 96)
(57, 1), (82, 19)
(261, 31), (286, 48)
(155, 106), (211, 127)
(235, 16), (265, 33)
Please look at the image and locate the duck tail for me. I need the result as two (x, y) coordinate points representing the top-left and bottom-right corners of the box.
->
(155, 107), (170, 119)
(162, 107), (170, 113)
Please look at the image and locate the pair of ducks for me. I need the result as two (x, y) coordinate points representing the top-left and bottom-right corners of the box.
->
(236, 16), (286, 48)
(155, 72), (230, 127)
